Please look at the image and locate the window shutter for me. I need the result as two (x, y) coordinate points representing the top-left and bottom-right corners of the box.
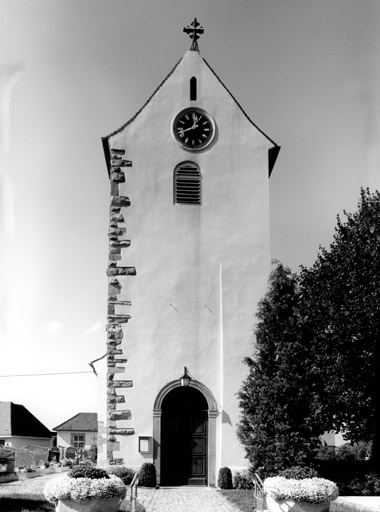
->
(174, 163), (202, 205)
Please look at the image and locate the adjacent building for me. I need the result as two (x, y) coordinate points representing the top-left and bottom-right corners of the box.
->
(0, 401), (52, 449)
(53, 412), (98, 453)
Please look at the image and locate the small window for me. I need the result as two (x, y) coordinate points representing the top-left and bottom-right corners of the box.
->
(71, 433), (85, 449)
(190, 77), (197, 101)
(174, 162), (202, 205)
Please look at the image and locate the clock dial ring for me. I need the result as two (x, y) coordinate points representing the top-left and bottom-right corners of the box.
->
(172, 108), (215, 150)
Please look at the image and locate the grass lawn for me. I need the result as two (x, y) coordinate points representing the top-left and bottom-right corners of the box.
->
(219, 489), (255, 512)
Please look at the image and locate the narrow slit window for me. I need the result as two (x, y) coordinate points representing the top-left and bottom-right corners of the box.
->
(174, 162), (202, 205)
(190, 77), (197, 101)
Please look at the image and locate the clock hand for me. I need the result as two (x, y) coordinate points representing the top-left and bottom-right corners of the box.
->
(178, 123), (199, 135)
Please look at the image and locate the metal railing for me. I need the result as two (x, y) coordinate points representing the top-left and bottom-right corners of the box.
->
(253, 472), (267, 512)
(129, 471), (140, 512)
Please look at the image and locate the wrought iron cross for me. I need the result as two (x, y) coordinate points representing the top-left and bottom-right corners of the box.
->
(183, 18), (204, 51)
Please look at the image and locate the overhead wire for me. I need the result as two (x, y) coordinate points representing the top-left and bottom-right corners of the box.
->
(0, 354), (108, 378)
(0, 371), (94, 378)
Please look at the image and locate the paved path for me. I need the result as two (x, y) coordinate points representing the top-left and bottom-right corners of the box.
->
(134, 487), (241, 512)
(0, 475), (242, 511)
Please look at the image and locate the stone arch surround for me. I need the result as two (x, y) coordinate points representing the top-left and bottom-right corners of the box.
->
(153, 379), (218, 486)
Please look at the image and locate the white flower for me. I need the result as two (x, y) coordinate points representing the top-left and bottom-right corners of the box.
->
(44, 474), (127, 503)
(264, 477), (339, 503)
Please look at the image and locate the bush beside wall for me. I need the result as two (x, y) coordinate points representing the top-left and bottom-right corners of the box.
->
(139, 463), (156, 487)
(218, 467), (233, 489)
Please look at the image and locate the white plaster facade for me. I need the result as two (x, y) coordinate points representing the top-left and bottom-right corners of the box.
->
(321, 431), (346, 447)
(56, 431), (97, 451)
(99, 47), (279, 485)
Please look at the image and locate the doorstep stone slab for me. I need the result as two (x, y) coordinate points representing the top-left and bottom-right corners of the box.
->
(332, 497), (380, 512)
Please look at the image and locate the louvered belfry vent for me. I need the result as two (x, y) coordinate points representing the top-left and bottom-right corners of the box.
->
(174, 162), (202, 205)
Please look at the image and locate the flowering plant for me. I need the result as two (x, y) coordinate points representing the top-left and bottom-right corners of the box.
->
(264, 477), (339, 504)
(44, 474), (126, 503)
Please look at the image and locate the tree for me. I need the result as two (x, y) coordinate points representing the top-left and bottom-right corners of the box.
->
(237, 263), (326, 473)
(300, 188), (380, 465)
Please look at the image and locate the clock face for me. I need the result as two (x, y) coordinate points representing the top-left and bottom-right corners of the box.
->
(172, 108), (215, 150)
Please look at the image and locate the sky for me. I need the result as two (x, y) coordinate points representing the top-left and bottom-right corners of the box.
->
(0, 0), (379, 432)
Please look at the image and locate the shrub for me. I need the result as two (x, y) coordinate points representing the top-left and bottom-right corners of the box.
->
(316, 459), (380, 495)
(316, 446), (338, 461)
(44, 474), (126, 503)
(233, 470), (254, 489)
(139, 462), (156, 487)
(316, 442), (371, 462)
(218, 466), (233, 489)
(337, 442), (370, 461)
(79, 460), (94, 468)
(17, 466), (33, 472)
(105, 464), (135, 485)
(60, 458), (73, 467)
(336, 444), (355, 461)
(336, 471), (380, 496)
(279, 466), (319, 480)
(68, 466), (109, 480)
(264, 476), (339, 503)
(363, 472), (380, 495)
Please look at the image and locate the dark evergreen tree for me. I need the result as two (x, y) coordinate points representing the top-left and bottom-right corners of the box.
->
(237, 263), (325, 473)
(300, 188), (380, 465)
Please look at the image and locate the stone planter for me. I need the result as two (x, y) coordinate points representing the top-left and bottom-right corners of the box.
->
(266, 496), (330, 512)
(44, 472), (126, 511)
(56, 497), (122, 512)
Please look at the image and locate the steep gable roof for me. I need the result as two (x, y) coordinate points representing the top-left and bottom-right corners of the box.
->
(53, 412), (97, 432)
(102, 50), (280, 176)
(0, 401), (52, 438)
(101, 56), (183, 175)
(202, 57), (280, 176)
(0, 402), (11, 435)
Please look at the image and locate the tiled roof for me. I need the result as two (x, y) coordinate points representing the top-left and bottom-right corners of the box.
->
(53, 412), (98, 432)
(0, 401), (52, 438)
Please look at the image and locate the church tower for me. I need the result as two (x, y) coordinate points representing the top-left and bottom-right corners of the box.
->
(98, 19), (280, 486)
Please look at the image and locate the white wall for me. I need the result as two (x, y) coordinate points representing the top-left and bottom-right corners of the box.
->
(321, 431), (346, 447)
(56, 431), (97, 450)
(105, 50), (274, 480)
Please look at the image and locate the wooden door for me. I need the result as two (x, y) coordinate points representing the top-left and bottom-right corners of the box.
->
(188, 411), (208, 485)
(161, 387), (208, 486)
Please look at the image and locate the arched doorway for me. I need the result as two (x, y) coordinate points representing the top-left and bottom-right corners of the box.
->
(161, 387), (208, 486)
(153, 380), (218, 486)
